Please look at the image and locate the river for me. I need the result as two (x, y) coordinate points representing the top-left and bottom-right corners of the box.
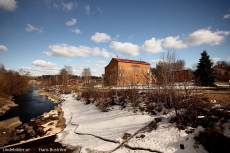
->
(0, 85), (57, 123)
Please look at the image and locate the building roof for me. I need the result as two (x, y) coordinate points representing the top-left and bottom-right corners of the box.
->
(113, 58), (150, 65)
(214, 66), (230, 71)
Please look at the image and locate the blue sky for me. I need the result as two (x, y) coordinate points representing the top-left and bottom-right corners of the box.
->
(0, 0), (230, 76)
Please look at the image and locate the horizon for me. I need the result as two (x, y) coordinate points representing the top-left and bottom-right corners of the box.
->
(0, 0), (230, 77)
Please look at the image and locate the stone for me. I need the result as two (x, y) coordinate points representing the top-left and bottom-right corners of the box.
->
(27, 129), (36, 136)
(164, 109), (169, 115)
(155, 117), (162, 123)
(147, 121), (157, 132)
(122, 133), (131, 140)
(185, 129), (195, 134)
(48, 122), (54, 126)
(30, 118), (36, 122)
(37, 127), (45, 134)
(180, 144), (185, 149)
(19, 134), (25, 139)
(36, 119), (41, 124)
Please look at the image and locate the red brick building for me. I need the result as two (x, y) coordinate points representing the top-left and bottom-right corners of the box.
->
(171, 70), (190, 82)
(104, 58), (151, 86)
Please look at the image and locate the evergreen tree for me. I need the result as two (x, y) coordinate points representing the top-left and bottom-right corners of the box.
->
(194, 51), (215, 86)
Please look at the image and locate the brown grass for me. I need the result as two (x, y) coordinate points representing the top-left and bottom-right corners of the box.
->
(203, 93), (230, 104)
(215, 82), (229, 85)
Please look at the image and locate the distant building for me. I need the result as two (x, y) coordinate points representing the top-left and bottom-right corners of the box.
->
(213, 66), (230, 76)
(171, 70), (190, 82)
(104, 58), (151, 86)
(213, 66), (230, 81)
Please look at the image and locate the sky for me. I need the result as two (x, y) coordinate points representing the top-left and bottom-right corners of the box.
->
(0, 0), (230, 76)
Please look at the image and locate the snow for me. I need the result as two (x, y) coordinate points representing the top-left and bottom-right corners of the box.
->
(215, 84), (230, 87)
(56, 94), (207, 153)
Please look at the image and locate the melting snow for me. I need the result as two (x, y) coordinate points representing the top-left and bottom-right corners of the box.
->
(56, 94), (207, 153)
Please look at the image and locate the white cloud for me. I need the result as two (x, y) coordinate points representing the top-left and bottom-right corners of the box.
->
(162, 36), (187, 49)
(66, 59), (73, 62)
(72, 66), (85, 76)
(0, 45), (7, 51)
(113, 34), (120, 40)
(97, 7), (102, 12)
(26, 24), (43, 33)
(91, 63), (106, 76)
(129, 35), (133, 39)
(142, 38), (164, 54)
(110, 52), (116, 58)
(82, 60), (91, 63)
(223, 14), (230, 19)
(184, 27), (229, 46)
(20, 65), (60, 76)
(91, 48), (110, 58)
(66, 18), (77, 26)
(150, 59), (165, 64)
(85, 5), (90, 14)
(0, 0), (17, 11)
(91, 32), (111, 43)
(94, 60), (106, 64)
(227, 57), (230, 61)
(71, 28), (81, 34)
(43, 44), (111, 58)
(110, 41), (140, 56)
(212, 58), (221, 63)
(32, 60), (57, 67)
(62, 2), (76, 11)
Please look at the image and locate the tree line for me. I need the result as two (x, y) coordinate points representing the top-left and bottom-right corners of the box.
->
(0, 63), (30, 97)
(39, 65), (95, 87)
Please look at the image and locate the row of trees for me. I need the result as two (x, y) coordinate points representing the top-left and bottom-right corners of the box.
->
(40, 65), (93, 87)
(0, 63), (30, 97)
(152, 50), (216, 87)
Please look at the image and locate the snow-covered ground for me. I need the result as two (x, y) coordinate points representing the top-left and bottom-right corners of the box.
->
(56, 94), (207, 153)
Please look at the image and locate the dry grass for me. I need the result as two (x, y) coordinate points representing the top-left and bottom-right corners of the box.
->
(215, 82), (229, 85)
(203, 93), (230, 104)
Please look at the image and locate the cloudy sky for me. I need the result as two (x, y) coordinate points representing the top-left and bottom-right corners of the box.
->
(0, 0), (230, 76)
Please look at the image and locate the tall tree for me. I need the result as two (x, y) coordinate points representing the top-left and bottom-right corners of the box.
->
(59, 65), (73, 86)
(82, 67), (91, 84)
(194, 51), (215, 86)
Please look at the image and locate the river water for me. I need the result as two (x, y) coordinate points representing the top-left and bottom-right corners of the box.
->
(0, 85), (57, 123)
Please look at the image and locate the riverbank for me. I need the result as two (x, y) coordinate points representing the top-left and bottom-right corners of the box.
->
(0, 86), (66, 148)
(0, 97), (18, 116)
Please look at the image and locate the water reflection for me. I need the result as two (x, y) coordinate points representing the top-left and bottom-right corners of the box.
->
(0, 85), (56, 123)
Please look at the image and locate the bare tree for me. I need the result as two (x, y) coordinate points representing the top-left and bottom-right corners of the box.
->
(59, 65), (73, 87)
(82, 67), (91, 84)
(0, 64), (29, 96)
(18, 68), (30, 76)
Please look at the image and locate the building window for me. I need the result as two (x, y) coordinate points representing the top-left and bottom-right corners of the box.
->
(119, 67), (125, 70)
(225, 71), (229, 76)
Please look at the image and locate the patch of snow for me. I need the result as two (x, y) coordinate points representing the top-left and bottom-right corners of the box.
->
(223, 123), (230, 137)
(212, 104), (221, 109)
(215, 84), (230, 87)
(56, 94), (207, 153)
